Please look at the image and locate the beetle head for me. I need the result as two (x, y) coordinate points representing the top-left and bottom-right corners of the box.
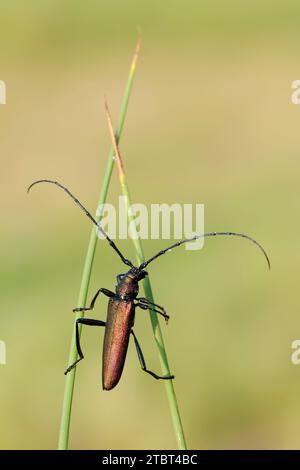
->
(125, 266), (148, 281)
(116, 268), (148, 287)
(116, 267), (147, 299)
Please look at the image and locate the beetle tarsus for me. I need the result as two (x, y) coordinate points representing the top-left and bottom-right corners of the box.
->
(73, 307), (94, 313)
(64, 358), (82, 375)
(145, 370), (175, 380)
(136, 298), (170, 324)
(72, 288), (115, 313)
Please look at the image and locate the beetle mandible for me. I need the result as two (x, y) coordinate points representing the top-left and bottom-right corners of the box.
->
(28, 179), (270, 390)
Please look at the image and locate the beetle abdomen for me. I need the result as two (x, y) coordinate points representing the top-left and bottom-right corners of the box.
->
(102, 298), (135, 390)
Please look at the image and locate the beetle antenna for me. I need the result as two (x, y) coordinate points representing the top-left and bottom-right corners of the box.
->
(139, 231), (270, 270)
(27, 179), (134, 268)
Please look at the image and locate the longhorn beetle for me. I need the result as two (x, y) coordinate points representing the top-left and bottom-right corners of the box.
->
(28, 179), (270, 390)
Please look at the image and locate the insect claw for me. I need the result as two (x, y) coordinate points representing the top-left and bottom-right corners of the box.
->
(72, 306), (94, 312)
(72, 307), (84, 312)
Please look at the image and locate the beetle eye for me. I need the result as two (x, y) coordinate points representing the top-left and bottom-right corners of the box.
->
(138, 270), (148, 280)
(117, 274), (124, 282)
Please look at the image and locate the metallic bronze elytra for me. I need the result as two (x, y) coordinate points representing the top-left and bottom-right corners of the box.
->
(27, 179), (270, 390)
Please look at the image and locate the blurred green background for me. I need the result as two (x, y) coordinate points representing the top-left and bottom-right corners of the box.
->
(1, 0), (300, 449)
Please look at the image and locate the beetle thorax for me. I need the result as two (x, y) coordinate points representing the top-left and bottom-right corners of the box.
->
(116, 272), (139, 300)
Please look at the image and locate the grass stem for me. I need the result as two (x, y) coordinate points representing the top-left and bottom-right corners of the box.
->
(58, 38), (140, 450)
(105, 104), (187, 450)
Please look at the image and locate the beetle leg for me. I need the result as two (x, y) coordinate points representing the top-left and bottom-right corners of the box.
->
(73, 288), (114, 312)
(64, 318), (106, 375)
(136, 298), (170, 324)
(131, 330), (174, 381)
(137, 297), (165, 310)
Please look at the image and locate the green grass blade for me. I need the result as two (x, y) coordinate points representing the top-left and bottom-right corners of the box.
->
(58, 39), (140, 450)
(105, 104), (187, 450)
